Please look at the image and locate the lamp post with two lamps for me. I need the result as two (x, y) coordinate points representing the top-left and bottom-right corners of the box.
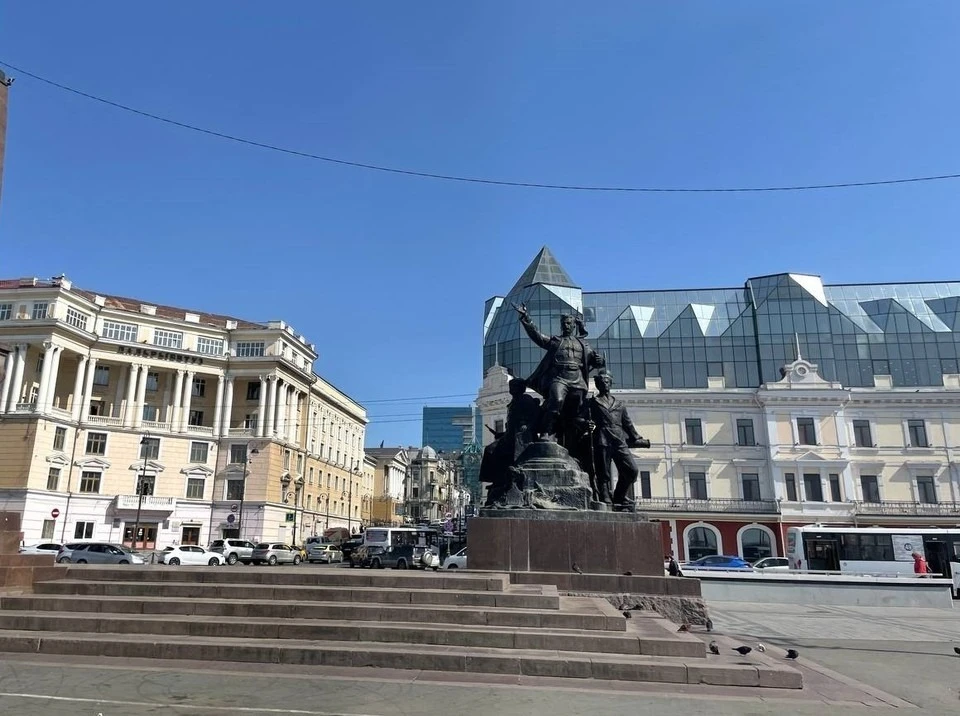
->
(236, 445), (259, 541)
(130, 434), (153, 552)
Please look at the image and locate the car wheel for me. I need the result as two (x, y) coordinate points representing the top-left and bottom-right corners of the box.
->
(396, 559), (407, 570)
(372, 557), (382, 569)
(76, 559), (87, 564)
(208, 557), (220, 566)
(268, 555), (278, 566)
(168, 557), (180, 566)
(227, 553), (239, 565)
(349, 560), (356, 568)
(118, 559), (129, 565)
(293, 555), (302, 565)
(447, 564), (458, 569)
(57, 557), (70, 564)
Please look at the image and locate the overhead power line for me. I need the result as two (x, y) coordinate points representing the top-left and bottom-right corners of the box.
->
(4, 59), (960, 194)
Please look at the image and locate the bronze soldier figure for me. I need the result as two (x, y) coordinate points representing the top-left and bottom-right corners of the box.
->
(479, 377), (541, 506)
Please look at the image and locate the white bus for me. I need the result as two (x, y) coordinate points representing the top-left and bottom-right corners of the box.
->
(785, 524), (960, 596)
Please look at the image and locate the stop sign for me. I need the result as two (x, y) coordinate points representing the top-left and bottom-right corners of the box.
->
(50, 508), (60, 519)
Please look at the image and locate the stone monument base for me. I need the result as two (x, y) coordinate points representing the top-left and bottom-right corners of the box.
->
(468, 509), (664, 575)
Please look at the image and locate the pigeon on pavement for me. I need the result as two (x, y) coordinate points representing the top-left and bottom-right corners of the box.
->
(705, 618), (714, 632)
(757, 643), (766, 653)
(622, 571), (633, 576)
(953, 646), (960, 656)
(733, 646), (753, 656)
(677, 624), (689, 632)
(708, 641), (720, 655)
(572, 563), (583, 574)
(785, 649), (799, 660)
(622, 610), (632, 619)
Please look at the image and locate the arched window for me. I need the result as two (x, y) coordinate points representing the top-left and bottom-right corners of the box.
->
(740, 527), (773, 563)
(686, 526), (718, 561)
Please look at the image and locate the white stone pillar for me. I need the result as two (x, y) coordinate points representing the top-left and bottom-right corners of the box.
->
(180, 370), (195, 433)
(0, 348), (15, 414)
(161, 373), (173, 424)
(256, 376), (268, 438)
(274, 381), (286, 438)
(35, 341), (57, 413)
(70, 355), (89, 422)
(265, 376), (278, 436)
(279, 385), (291, 439)
(46, 346), (63, 411)
(133, 363), (149, 428)
(213, 374), (226, 437)
(171, 369), (185, 432)
(7, 345), (26, 411)
(286, 388), (298, 443)
(79, 357), (98, 422)
(122, 364), (139, 428)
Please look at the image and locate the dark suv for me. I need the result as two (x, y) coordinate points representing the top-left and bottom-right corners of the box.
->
(209, 539), (256, 565)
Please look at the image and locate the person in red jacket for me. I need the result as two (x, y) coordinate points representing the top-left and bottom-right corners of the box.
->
(912, 551), (929, 576)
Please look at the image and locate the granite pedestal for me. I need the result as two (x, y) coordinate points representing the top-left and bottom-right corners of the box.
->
(467, 509), (664, 576)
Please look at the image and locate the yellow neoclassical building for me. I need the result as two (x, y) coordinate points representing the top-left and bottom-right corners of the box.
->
(0, 275), (371, 548)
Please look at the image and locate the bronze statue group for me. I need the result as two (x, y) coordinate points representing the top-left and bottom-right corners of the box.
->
(479, 305), (651, 511)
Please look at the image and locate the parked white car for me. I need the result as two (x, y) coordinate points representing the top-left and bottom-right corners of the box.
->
(307, 544), (343, 564)
(19, 542), (62, 555)
(752, 557), (791, 572)
(160, 545), (226, 566)
(442, 548), (467, 569)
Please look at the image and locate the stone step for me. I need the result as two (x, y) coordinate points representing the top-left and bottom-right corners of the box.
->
(55, 565), (508, 591)
(32, 579), (560, 609)
(0, 630), (801, 688)
(0, 610), (695, 655)
(2, 594), (624, 631)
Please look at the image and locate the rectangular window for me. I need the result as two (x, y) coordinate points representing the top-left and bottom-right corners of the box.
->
(140, 437), (160, 460)
(235, 341), (265, 357)
(74, 521), (94, 539)
(841, 533), (894, 561)
(185, 477), (205, 500)
(229, 444), (247, 464)
(142, 404), (158, 422)
(53, 426), (67, 451)
(226, 479), (245, 501)
(136, 474), (155, 496)
(46, 467), (60, 491)
(803, 473), (824, 502)
(31, 302), (49, 319)
(65, 307), (89, 330)
(85, 432), (107, 455)
(0, 303), (11, 321)
(246, 381), (261, 401)
(829, 473), (842, 502)
(852, 420), (873, 448)
(736, 419), (756, 446)
(191, 378), (206, 398)
(639, 471), (651, 498)
(188, 410), (204, 426)
(190, 442), (209, 463)
(308, 467), (315, 485)
(93, 366), (110, 386)
(684, 418), (704, 445)
(146, 371), (159, 391)
(917, 476), (938, 504)
(153, 329), (183, 350)
(243, 414), (258, 429)
(785, 472), (798, 501)
(102, 320), (138, 342)
(688, 472), (708, 499)
(860, 475), (880, 503)
(196, 336), (224, 356)
(740, 473), (761, 501)
(908, 419), (929, 448)
(79, 471), (101, 493)
(41, 519), (55, 540)
(494, 419), (505, 434)
(284, 450), (291, 470)
(297, 453), (304, 474)
(796, 418), (817, 446)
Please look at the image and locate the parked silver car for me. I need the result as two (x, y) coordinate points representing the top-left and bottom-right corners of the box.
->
(19, 542), (62, 555)
(250, 543), (302, 566)
(56, 542), (145, 565)
(307, 543), (343, 564)
(209, 538), (256, 565)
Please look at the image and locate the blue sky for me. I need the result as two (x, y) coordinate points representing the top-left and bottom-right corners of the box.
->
(3, 2), (960, 447)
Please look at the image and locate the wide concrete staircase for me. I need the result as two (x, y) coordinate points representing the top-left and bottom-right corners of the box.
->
(0, 566), (800, 688)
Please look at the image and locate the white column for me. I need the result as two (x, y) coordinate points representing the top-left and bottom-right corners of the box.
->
(171, 369), (185, 432)
(133, 363), (149, 428)
(79, 357), (98, 422)
(256, 376), (268, 438)
(161, 372), (173, 424)
(180, 370), (195, 433)
(7, 345), (27, 411)
(70, 355), (89, 422)
(35, 341), (57, 412)
(0, 349), (15, 414)
(213, 374), (226, 437)
(265, 376), (278, 436)
(122, 364), (139, 428)
(46, 346), (64, 411)
(274, 381), (286, 438)
(286, 388), (298, 444)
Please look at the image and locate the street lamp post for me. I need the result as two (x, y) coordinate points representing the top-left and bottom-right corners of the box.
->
(237, 445), (259, 541)
(131, 435), (150, 551)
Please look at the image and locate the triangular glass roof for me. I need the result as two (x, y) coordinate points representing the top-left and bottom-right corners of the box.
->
(508, 246), (578, 295)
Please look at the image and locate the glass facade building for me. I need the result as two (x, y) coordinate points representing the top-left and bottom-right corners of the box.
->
(484, 247), (960, 391)
(422, 407), (477, 453)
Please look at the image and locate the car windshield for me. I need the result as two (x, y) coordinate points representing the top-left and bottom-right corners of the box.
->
(255, 543), (270, 549)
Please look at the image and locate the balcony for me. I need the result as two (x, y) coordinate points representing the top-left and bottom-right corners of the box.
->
(85, 415), (123, 427)
(229, 427), (255, 437)
(141, 420), (171, 432)
(185, 424), (215, 436)
(635, 497), (780, 514)
(854, 501), (960, 517)
(114, 495), (176, 511)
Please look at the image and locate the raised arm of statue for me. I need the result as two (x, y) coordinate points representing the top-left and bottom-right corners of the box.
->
(517, 313), (552, 350)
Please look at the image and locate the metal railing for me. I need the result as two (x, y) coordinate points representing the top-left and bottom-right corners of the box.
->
(853, 501), (960, 517)
(636, 497), (780, 514)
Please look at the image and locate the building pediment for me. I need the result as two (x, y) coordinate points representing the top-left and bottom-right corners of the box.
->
(180, 463), (214, 476)
(45, 452), (70, 467)
(773, 450), (848, 467)
(74, 457), (111, 470)
(129, 460), (165, 473)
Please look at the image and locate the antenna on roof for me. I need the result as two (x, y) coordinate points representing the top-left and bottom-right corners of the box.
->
(795, 333), (802, 361)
